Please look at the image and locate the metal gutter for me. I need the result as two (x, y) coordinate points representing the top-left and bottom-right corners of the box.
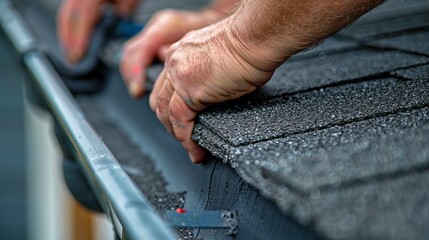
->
(0, 1), (176, 239)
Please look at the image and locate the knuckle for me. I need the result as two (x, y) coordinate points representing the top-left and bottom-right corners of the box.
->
(175, 64), (195, 81)
(155, 108), (164, 122)
(168, 41), (182, 55)
(154, 9), (182, 22)
(175, 131), (188, 143)
(169, 103), (181, 120)
(165, 53), (179, 69)
(193, 90), (207, 105)
(123, 41), (135, 53)
(157, 94), (170, 110)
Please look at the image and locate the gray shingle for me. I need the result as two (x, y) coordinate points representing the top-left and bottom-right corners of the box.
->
(391, 64), (429, 80)
(196, 78), (429, 146)
(339, 13), (429, 40)
(261, 119), (429, 193)
(299, 167), (429, 240)
(229, 108), (429, 191)
(369, 30), (429, 56)
(291, 37), (358, 60)
(194, 106), (429, 193)
(233, 120), (429, 240)
(250, 50), (428, 100)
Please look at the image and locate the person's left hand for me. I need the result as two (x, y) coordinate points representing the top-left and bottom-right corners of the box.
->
(149, 17), (279, 163)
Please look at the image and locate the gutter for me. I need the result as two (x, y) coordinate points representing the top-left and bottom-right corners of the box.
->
(0, 1), (176, 239)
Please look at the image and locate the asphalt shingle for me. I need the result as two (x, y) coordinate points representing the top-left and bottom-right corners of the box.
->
(392, 64), (429, 80)
(339, 13), (429, 40)
(251, 50), (428, 100)
(300, 166), (429, 240)
(197, 110), (429, 240)
(196, 77), (429, 146)
(369, 30), (429, 56)
(291, 37), (358, 60)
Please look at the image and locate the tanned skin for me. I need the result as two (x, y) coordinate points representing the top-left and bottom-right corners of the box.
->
(58, 0), (138, 63)
(58, 0), (384, 163)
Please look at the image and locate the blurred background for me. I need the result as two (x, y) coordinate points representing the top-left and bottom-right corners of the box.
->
(0, 29), (26, 240)
(0, 1), (113, 239)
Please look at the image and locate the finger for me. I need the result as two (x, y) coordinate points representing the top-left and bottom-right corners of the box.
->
(169, 92), (206, 163)
(155, 79), (175, 135)
(149, 67), (167, 111)
(120, 25), (173, 98)
(115, 0), (138, 16)
(57, 1), (72, 53)
(67, 2), (101, 63)
(120, 46), (145, 98)
(120, 10), (199, 99)
(157, 44), (172, 62)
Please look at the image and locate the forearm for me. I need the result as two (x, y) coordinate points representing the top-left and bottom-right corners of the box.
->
(231, 0), (384, 70)
(207, 0), (240, 14)
(194, 0), (240, 22)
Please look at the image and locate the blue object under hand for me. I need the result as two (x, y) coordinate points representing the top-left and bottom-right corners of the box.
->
(113, 19), (144, 39)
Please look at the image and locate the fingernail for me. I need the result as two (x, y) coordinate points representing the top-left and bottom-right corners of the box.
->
(129, 81), (142, 98)
(188, 153), (197, 163)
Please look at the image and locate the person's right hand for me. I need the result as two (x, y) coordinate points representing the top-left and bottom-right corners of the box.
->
(120, 9), (226, 98)
(57, 0), (137, 63)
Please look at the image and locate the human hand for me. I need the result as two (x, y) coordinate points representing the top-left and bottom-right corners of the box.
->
(57, 0), (137, 63)
(148, 17), (279, 163)
(120, 9), (226, 98)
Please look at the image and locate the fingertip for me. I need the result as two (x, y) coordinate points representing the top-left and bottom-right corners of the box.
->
(188, 146), (206, 164)
(129, 81), (144, 99)
(67, 47), (83, 63)
(149, 93), (157, 111)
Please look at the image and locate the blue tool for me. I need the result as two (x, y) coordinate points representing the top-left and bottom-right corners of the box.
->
(113, 19), (144, 38)
(47, 8), (144, 80)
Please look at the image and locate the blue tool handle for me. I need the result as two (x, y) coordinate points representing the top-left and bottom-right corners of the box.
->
(113, 20), (144, 38)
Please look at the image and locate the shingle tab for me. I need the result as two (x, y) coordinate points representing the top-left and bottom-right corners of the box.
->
(250, 50), (428, 100)
(195, 107), (429, 193)
(339, 13), (429, 39)
(299, 168), (429, 240)
(232, 121), (429, 240)
(291, 37), (358, 60)
(197, 78), (429, 146)
(369, 30), (429, 56)
(254, 110), (429, 193)
(391, 64), (429, 80)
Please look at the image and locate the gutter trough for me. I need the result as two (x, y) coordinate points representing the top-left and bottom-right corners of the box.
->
(0, 1), (176, 239)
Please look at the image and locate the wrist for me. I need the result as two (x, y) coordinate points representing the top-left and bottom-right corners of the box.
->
(225, 11), (293, 73)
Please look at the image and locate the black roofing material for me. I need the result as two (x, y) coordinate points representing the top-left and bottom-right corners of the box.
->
(196, 77), (429, 146)
(249, 110), (429, 193)
(369, 30), (429, 56)
(203, 110), (429, 240)
(298, 157), (429, 240)
(249, 50), (428, 100)
(392, 64), (429, 80)
(339, 13), (429, 40)
(194, 106), (429, 190)
(291, 37), (358, 60)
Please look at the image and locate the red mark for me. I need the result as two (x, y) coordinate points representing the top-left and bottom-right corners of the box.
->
(176, 208), (186, 214)
(132, 65), (141, 75)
